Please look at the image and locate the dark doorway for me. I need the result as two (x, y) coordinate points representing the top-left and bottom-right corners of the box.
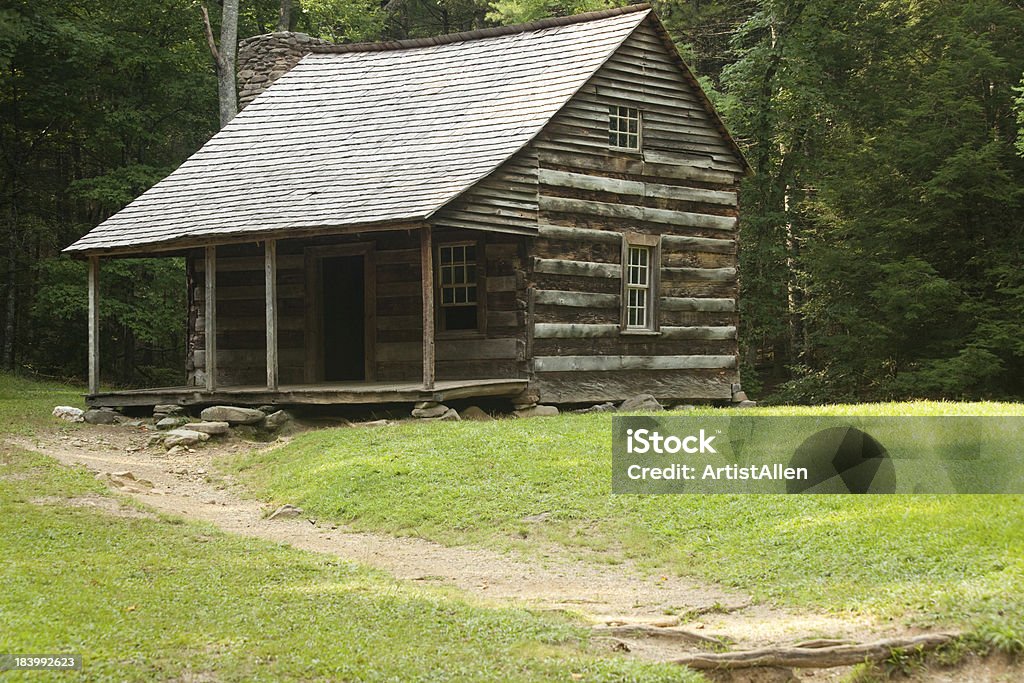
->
(321, 255), (365, 381)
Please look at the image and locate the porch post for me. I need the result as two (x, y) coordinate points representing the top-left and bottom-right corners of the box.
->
(204, 245), (217, 391)
(420, 225), (435, 390)
(87, 255), (100, 395)
(265, 239), (279, 390)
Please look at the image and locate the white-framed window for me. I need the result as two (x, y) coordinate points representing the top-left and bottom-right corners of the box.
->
(608, 105), (640, 150)
(621, 234), (660, 332)
(438, 242), (478, 331)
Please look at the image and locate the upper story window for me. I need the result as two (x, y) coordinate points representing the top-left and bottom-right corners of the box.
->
(438, 243), (478, 331)
(609, 105), (640, 150)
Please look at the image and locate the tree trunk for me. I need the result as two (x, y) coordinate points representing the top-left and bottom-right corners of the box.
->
(277, 0), (293, 31)
(218, 0), (239, 128)
(202, 0), (240, 128)
(2, 218), (16, 371)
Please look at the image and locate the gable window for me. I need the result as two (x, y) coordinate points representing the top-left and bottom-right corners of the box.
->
(438, 243), (479, 331)
(621, 234), (660, 332)
(609, 105), (640, 150)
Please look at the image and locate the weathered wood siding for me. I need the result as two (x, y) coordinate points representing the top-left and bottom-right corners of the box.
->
(375, 229), (529, 381)
(186, 230), (527, 386)
(524, 20), (744, 403)
(433, 149), (539, 236)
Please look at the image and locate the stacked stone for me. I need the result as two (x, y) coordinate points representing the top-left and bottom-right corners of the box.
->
(237, 32), (332, 109)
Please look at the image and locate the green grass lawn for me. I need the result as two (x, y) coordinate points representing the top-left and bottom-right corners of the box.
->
(0, 374), (691, 681)
(226, 402), (1024, 640)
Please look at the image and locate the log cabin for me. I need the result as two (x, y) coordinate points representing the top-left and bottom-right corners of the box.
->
(65, 4), (750, 410)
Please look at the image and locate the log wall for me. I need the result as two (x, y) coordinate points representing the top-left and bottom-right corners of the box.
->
(524, 21), (745, 403)
(185, 230), (527, 386)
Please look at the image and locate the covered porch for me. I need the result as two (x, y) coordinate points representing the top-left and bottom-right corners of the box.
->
(84, 223), (529, 409)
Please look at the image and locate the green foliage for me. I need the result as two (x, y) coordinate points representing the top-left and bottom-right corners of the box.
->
(487, 0), (619, 25)
(722, 0), (1024, 401)
(0, 0), (215, 382)
(227, 405), (1024, 630)
(298, 0), (386, 41)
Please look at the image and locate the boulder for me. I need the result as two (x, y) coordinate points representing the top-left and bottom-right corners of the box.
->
(200, 405), (265, 425)
(163, 429), (211, 449)
(736, 400), (758, 409)
(268, 504), (302, 520)
(514, 405), (559, 418)
(411, 402), (449, 419)
(732, 391), (749, 403)
(619, 394), (663, 412)
(181, 421), (230, 436)
(83, 408), (120, 425)
(53, 406), (84, 422)
(262, 410), (292, 430)
(460, 406), (494, 422)
(156, 416), (188, 430)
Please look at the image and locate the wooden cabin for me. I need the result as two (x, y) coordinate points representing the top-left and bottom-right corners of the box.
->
(65, 4), (750, 410)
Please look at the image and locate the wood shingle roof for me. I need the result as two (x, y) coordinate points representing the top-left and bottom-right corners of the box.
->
(65, 6), (703, 254)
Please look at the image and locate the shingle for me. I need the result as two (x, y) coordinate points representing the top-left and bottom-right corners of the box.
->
(65, 8), (650, 254)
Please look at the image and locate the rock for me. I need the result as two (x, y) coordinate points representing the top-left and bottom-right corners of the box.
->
(619, 394), (663, 412)
(262, 410), (292, 431)
(411, 402), (449, 419)
(512, 402), (538, 411)
(514, 405), (559, 418)
(200, 405), (265, 425)
(164, 429), (211, 449)
(460, 406), (494, 421)
(112, 470), (136, 480)
(156, 416), (188, 430)
(736, 400), (758, 408)
(153, 404), (184, 417)
(53, 406), (84, 422)
(268, 504), (303, 520)
(181, 421), (230, 436)
(576, 402), (616, 414)
(511, 387), (541, 406)
(732, 391), (749, 403)
(83, 409), (120, 425)
(354, 419), (392, 428)
(670, 404), (697, 411)
(146, 433), (166, 448)
(257, 405), (277, 414)
(437, 408), (460, 421)
(522, 511), (552, 522)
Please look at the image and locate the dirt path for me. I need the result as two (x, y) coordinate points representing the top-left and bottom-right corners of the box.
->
(12, 424), (950, 679)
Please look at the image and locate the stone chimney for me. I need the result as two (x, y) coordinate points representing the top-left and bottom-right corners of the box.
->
(236, 32), (333, 109)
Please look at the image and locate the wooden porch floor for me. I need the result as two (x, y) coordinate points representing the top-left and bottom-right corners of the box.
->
(87, 378), (529, 408)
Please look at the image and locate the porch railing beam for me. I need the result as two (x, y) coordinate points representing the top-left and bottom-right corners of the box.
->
(265, 238), (279, 390)
(204, 245), (217, 391)
(420, 225), (435, 390)
(88, 255), (100, 395)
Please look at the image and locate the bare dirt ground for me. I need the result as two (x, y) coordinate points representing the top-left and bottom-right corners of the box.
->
(11, 424), (1017, 682)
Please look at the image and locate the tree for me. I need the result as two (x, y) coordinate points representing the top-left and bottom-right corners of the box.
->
(201, 0), (240, 127)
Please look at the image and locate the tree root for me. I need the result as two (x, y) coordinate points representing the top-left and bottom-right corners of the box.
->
(672, 632), (959, 670)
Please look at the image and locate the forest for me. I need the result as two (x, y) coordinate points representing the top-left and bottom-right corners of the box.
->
(1, 0), (1022, 402)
